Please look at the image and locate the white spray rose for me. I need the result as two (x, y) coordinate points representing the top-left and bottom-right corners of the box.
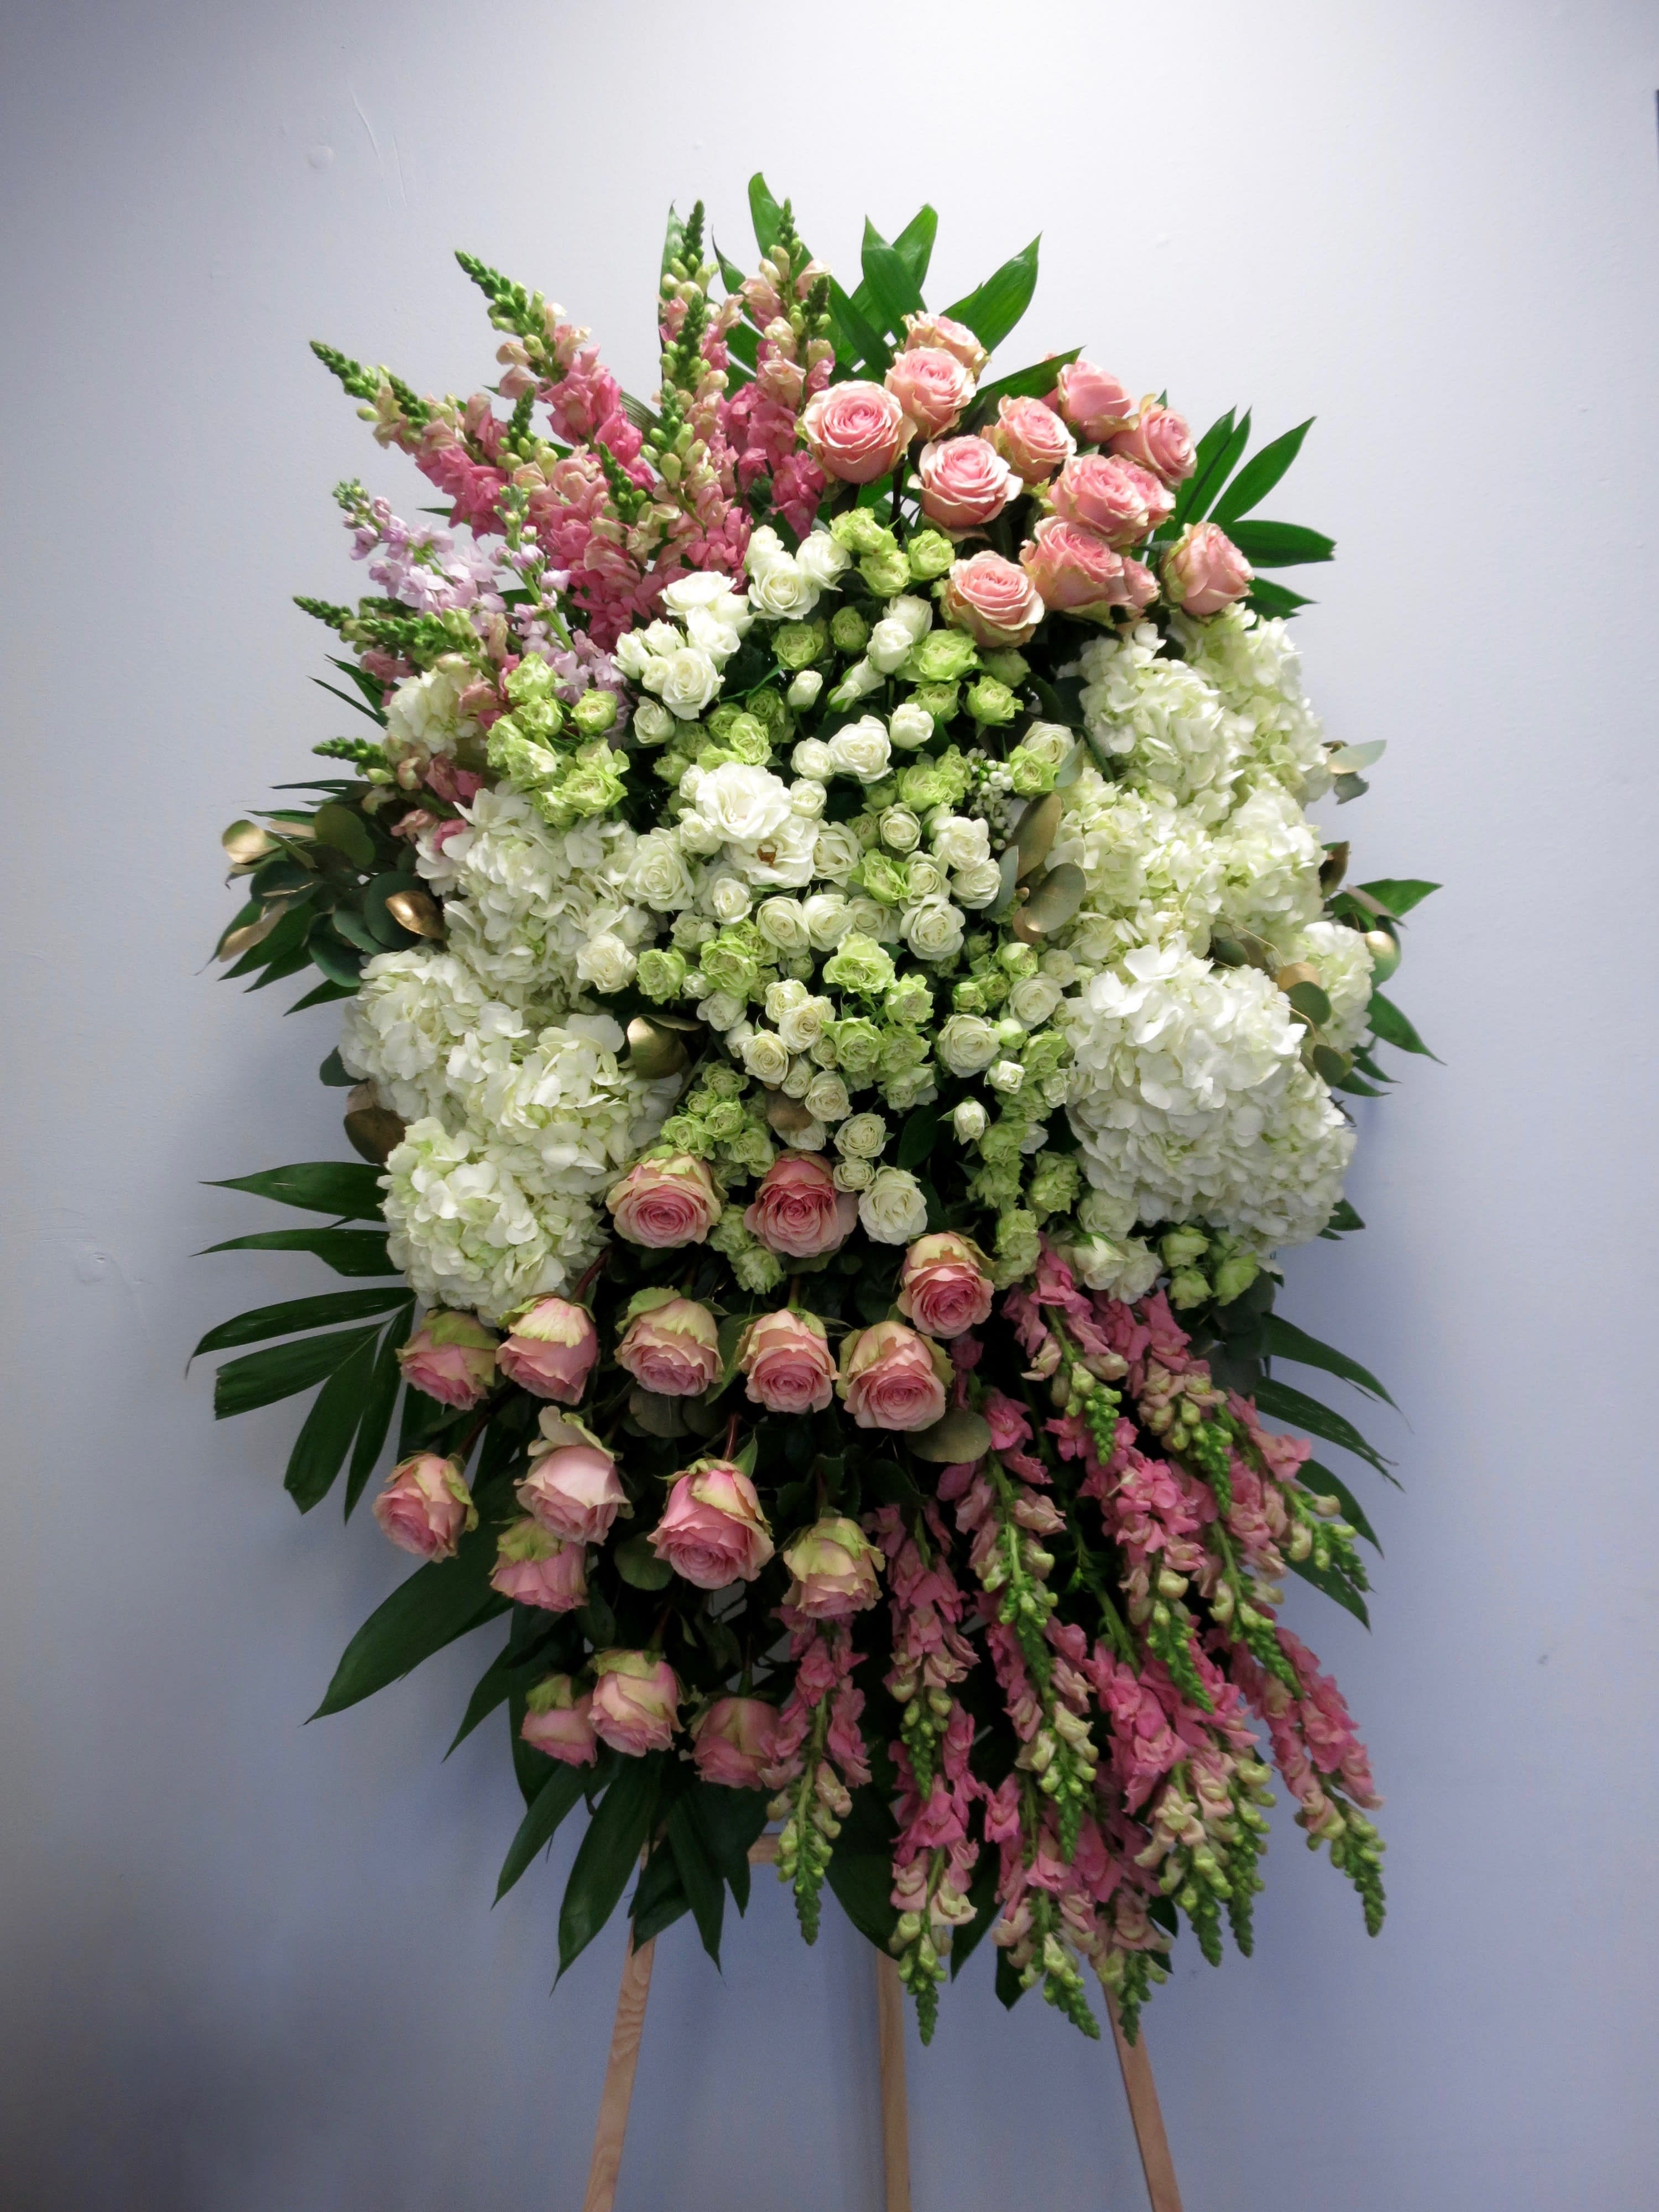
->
(699, 990), (745, 1030)
(827, 658), (884, 709)
(802, 891), (853, 948)
(987, 1058), (1025, 1094)
(756, 897), (810, 953)
(938, 1014), (1000, 1075)
(747, 561), (820, 620)
(833, 1157), (874, 1192)
(812, 824), (863, 881)
(826, 716), (893, 783)
(1009, 974), (1064, 1029)
(789, 778), (827, 820)
(879, 807), (922, 854)
(708, 874), (753, 924)
(653, 645), (723, 718)
(676, 810), (725, 858)
(905, 855), (947, 900)
(632, 696), (676, 744)
(889, 702), (935, 750)
(628, 828), (695, 911)
(805, 1072), (852, 1122)
(952, 859), (1004, 910)
(787, 670), (824, 709)
(576, 933), (638, 993)
(902, 898), (966, 964)
(835, 1112), (888, 1160)
(858, 1167), (928, 1244)
(741, 1029), (791, 1085)
(692, 762), (792, 845)
(1020, 722), (1076, 773)
(952, 1098), (988, 1142)
(791, 738), (833, 780)
(777, 996), (833, 1052)
(931, 814), (992, 872)
(796, 529), (853, 587)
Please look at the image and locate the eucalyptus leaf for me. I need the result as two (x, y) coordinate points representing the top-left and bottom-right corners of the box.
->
(912, 1406), (992, 1463)
(615, 1533), (674, 1590)
(312, 802), (376, 869)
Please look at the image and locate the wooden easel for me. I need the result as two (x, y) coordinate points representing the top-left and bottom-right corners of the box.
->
(582, 1834), (1184, 2211)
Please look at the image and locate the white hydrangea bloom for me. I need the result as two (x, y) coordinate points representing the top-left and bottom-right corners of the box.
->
(1073, 623), (1244, 825)
(382, 656), (479, 764)
(382, 1117), (601, 1321)
(1173, 605), (1332, 803)
(1293, 919), (1376, 1053)
(340, 948), (506, 1124)
(1210, 782), (1325, 947)
(1063, 943), (1355, 1245)
(1051, 768), (1220, 959)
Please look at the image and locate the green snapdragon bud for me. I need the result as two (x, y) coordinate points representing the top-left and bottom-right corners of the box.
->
(830, 606), (871, 654)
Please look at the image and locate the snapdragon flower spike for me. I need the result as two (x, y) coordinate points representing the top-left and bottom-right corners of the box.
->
(759, 1615), (870, 1944)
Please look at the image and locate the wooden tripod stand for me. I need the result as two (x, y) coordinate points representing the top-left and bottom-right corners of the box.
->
(582, 1834), (1184, 2212)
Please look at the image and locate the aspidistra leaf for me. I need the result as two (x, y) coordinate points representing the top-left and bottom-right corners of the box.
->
(1211, 419), (1314, 527)
(1253, 1378), (1397, 1484)
(209, 1160), (387, 1220)
(1227, 518), (1335, 568)
(285, 1329), (382, 1511)
(943, 236), (1040, 352)
(192, 1286), (410, 1358)
(212, 1326), (381, 1420)
(312, 1516), (508, 1718)
(496, 1760), (589, 1902)
(1264, 1316), (1396, 1407)
(667, 1796), (726, 1964)
(343, 1310), (411, 1517)
(559, 1756), (662, 1977)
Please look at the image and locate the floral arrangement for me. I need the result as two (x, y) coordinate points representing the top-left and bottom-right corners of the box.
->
(201, 182), (1437, 2045)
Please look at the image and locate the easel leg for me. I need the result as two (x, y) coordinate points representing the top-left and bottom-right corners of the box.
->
(582, 1931), (656, 2212)
(875, 1950), (912, 2212)
(1107, 1995), (1184, 2212)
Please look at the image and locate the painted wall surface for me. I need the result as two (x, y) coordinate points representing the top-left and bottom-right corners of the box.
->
(3, 4), (1657, 2205)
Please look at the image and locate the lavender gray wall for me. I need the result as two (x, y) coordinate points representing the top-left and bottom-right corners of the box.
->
(3, 2), (1657, 2204)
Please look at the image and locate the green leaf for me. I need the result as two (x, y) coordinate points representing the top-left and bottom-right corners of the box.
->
(1253, 1378), (1396, 1484)
(209, 1160), (387, 1220)
(994, 1949), (1028, 2010)
(330, 907), (383, 960)
(1288, 1553), (1371, 1628)
(343, 1314), (409, 1517)
(192, 1286), (410, 1358)
(890, 204), (938, 291)
(200, 1227), (397, 1276)
(632, 1848), (691, 1945)
(860, 226), (925, 339)
(973, 348), (1080, 409)
(311, 675), (387, 726)
(495, 1760), (589, 1902)
(748, 173), (784, 258)
(1176, 409), (1250, 526)
(826, 279), (888, 373)
(825, 1851), (899, 1951)
(312, 802), (375, 869)
(307, 925), (365, 992)
(1357, 878), (1440, 918)
(659, 201), (687, 279)
(1286, 980), (1332, 1027)
(1245, 578), (1313, 617)
(1211, 419), (1314, 528)
(615, 1532), (673, 1590)
(896, 1103), (941, 1172)
(1368, 989), (1437, 1059)
(1227, 519), (1335, 568)
(1264, 1316), (1396, 1407)
(559, 1755), (662, 1977)
(223, 896), (315, 980)
(452, 1633), (559, 1756)
(285, 1329), (382, 1511)
(684, 1783), (769, 1914)
(318, 1047), (355, 1087)
(944, 236), (1040, 353)
(312, 1515), (508, 1718)
(713, 238), (748, 294)
(1303, 1459), (1382, 1552)
(667, 1796), (725, 1964)
(212, 1326), (380, 1420)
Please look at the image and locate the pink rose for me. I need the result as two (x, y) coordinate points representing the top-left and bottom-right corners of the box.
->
(615, 1295), (721, 1397)
(1020, 516), (1133, 620)
(800, 380), (912, 483)
(490, 1519), (587, 1611)
(901, 312), (988, 378)
(916, 436), (1019, 531)
(1161, 521), (1254, 617)
(520, 1675), (599, 1766)
(737, 1308), (837, 1415)
(692, 1696), (781, 1788)
(1049, 453), (1172, 549)
(896, 1232), (995, 1340)
(781, 1515), (882, 1619)
(885, 347), (975, 439)
(591, 1650), (681, 1757)
(743, 1152), (858, 1259)
(607, 1152), (722, 1249)
(1053, 361), (1138, 444)
(517, 1439), (625, 1544)
(649, 1459), (775, 1589)
(1108, 398), (1195, 486)
(396, 1311), (498, 1408)
(989, 395), (1075, 485)
(497, 1297), (598, 1402)
(372, 1453), (476, 1562)
(837, 1318), (950, 1432)
(939, 551), (1045, 648)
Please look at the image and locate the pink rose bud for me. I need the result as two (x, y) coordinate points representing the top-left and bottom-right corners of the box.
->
(1108, 397), (1196, 486)
(1049, 452), (1172, 549)
(737, 1308), (837, 1415)
(590, 1650), (681, 1757)
(781, 1515), (882, 1619)
(1053, 361), (1138, 444)
(372, 1452), (477, 1562)
(615, 1294), (722, 1397)
(896, 1232), (995, 1340)
(396, 1311), (498, 1408)
(901, 311), (989, 378)
(884, 346), (975, 439)
(800, 380), (913, 483)
(988, 395), (1076, 485)
(649, 1459), (775, 1589)
(837, 1318), (950, 1432)
(692, 1696), (782, 1788)
(607, 1152), (723, 1249)
(743, 1152), (858, 1259)
(1161, 521), (1254, 617)
(915, 435), (1019, 531)
(520, 1674), (599, 1767)
(1019, 516), (1133, 620)
(938, 551), (1045, 648)
(497, 1297), (599, 1403)
(516, 1425), (627, 1544)
(490, 1517), (588, 1611)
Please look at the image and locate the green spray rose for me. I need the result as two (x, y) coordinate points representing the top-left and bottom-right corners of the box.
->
(822, 932), (896, 996)
(907, 680), (960, 723)
(905, 529), (955, 581)
(636, 947), (689, 1003)
(830, 606), (872, 654)
(966, 677), (1019, 727)
(860, 545), (912, 596)
(905, 629), (979, 684)
(831, 1018), (884, 1078)
(774, 619), (828, 671)
(570, 687), (618, 734)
